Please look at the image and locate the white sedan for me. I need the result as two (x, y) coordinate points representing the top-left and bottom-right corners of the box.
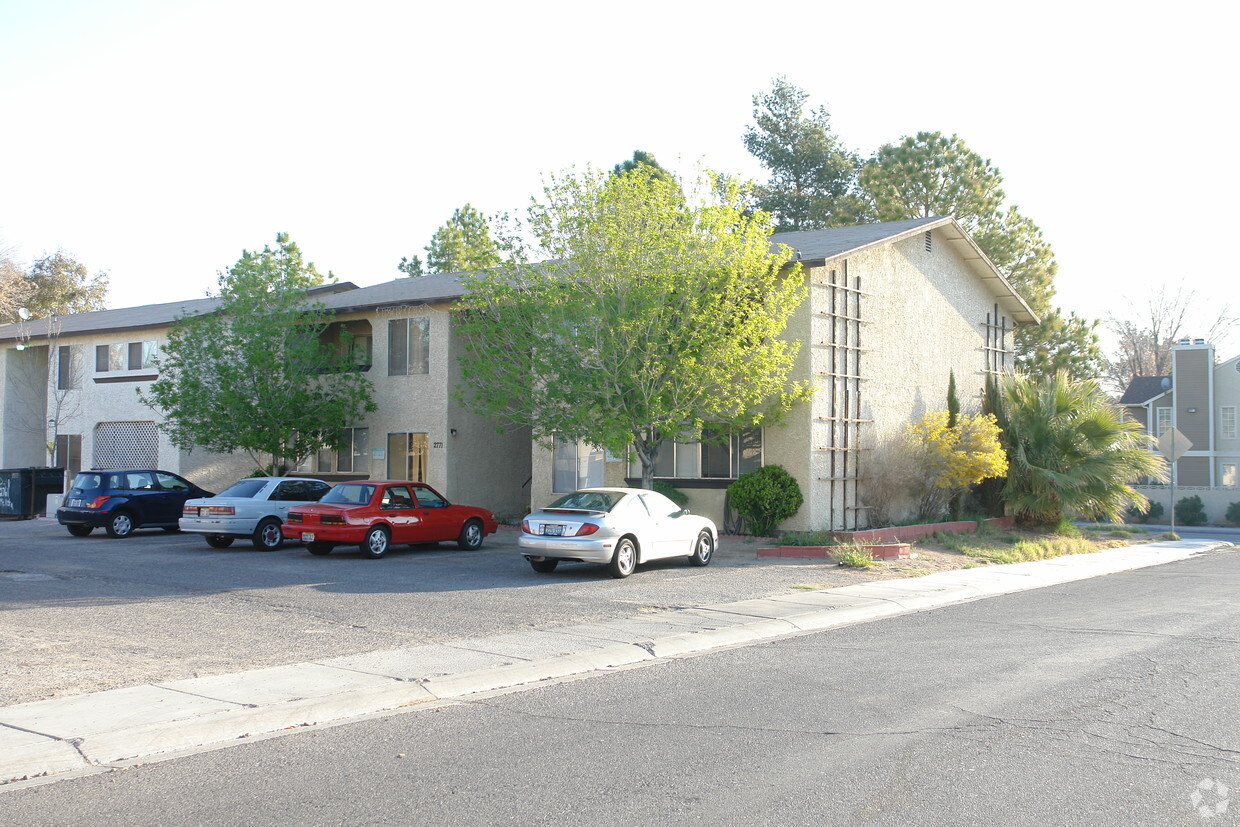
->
(518, 487), (717, 578)
(180, 477), (332, 550)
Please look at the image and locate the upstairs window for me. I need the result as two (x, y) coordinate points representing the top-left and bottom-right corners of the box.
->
(1222, 406), (1237, 441)
(1156, 407), (1172, 437)
(57, 345), (75, 390)
(388, 317), (429, 376)
(96, 341), (156, 372)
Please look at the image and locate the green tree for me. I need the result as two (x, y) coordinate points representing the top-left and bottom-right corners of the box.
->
(861, 131), (1006, 228)
(0, 251), (108, 323)
(743, 76), (868, 231)
(0, 249), (32, 324)
(456, 166), (813, 490)
(400, 204), (502, 277)
(613, 150), (675, 183)
(999, 371), (1167, 526)
(141, 234), (376, 475)
(859, 132), (1103, 380)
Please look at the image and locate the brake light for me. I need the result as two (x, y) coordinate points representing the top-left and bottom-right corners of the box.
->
(289, 512), (303, 523)
(89, 496), (111, 509)
(319, 514), (346, 525)
(575, 523), (599, 536)
(521, 520), (533, 534)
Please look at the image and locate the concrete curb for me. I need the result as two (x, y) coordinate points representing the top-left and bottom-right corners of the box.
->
(1, 539), (1229, 786)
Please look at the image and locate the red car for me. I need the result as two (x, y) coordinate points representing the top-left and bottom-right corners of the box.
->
(283, 480), (498, 558)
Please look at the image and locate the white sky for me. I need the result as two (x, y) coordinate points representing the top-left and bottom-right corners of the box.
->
(2, 0), (1237, 356)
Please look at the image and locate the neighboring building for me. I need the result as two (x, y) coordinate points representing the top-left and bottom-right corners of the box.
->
(0, 275), (532, 519)
(1120, 339), (1240, 496)
(1, 216), (1038, 530)
(529, 216), (1038, 532)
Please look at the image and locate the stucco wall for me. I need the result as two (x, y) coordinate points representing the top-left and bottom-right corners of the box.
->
(446, 324), (532, 519)
(839, 231), (1015, 529)
(1, 346), (50, 467)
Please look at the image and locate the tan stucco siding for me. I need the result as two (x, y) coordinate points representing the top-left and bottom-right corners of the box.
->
(446, 324), (532, 518)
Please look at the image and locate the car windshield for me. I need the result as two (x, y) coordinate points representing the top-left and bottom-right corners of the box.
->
(321, 484), (375, 505)
(216, 479), (270, 499)
(545, 490), (625, 512)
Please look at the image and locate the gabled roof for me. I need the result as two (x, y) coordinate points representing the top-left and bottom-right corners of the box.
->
(1, 217), (1039, 342)
(1118, 375), (1172, 405)
(0, 283), (362, 344)
(772, 216), (1038, 326)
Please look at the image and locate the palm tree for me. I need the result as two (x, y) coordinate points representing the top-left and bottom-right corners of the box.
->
(1000, 371), (1167, 526)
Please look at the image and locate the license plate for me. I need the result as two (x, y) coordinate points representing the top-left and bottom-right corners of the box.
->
(301, 532), (315, 542)
(541, 524), (564, 536)
(69, 499), (84, 507)
(199, 507), (210, 517)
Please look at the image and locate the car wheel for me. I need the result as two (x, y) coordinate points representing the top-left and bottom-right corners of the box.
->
(457, 519), (484, 550)
(688, 530), (714, 567)
(607, 537), (637, 579)
(66, 525), (92, 537)
(361, 526), (390, 559)
(206, 535), (235, 549)
(529, 558), (559, 573)
(105, 511), (135, 538)
(307, 542), (333, 556)
(252, 518), (284, 551)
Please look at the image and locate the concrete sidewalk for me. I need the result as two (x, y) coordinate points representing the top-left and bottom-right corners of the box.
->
(1, 539), (1230, 788)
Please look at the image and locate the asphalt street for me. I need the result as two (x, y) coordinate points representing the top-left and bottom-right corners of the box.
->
(1, 516), (920, 704)
(2, 545), (1236, 825)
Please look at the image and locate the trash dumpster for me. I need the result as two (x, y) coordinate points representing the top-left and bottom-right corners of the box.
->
(0, 467), (65, 519)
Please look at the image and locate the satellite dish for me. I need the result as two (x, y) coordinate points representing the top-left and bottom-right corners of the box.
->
(17, 307), (31, 320)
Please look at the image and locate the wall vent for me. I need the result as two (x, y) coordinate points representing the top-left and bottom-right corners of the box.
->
(924, 231), (932, 252)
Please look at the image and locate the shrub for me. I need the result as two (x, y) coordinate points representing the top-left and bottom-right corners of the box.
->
(1226, 502), (1240, 527)
(777, 530), (835, 547)
(832, 545), (878, 568)
(652, 480), (688, 509)
(727, 465), (803, 537)
(1174, 495), (1207, 526)
(1125, 501), (1165, 524)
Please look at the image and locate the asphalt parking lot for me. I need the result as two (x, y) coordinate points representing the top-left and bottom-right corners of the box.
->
(1, 517), (884, 706)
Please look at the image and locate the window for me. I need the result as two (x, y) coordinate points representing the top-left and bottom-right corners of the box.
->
(388, 317), (429, 376)
(1156, 407), (1172, 437)
(414, 485), (448, 508)
(1222, 407), (1237, 441)
(315, 427), (369, 474)
(381, 485), (415, 509)
(57, 346), (74, 390)
(95, 341), (155, 372)
(1223, 463), (1237, 487)
(272, 479), (331, 501)
(631, 428), (763, 480)
(54, 434), (81, 476)
(155, 472), (190, 492)
(387, 432), (428, 481)
(350, 334), (373, 367)
(128, 341), (156, 370)
(553, 438), (604, 493)
(95, 344), (124, 372)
